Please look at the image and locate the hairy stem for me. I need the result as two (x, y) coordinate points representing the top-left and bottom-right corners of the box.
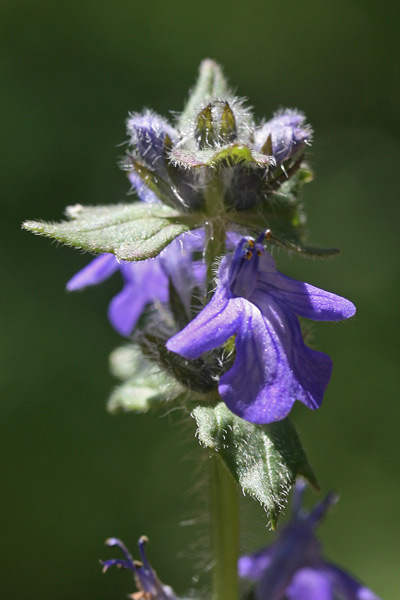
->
(204, 170), (226, 295)
(203, 171), (239, 599)
(209, 455), (240, 600)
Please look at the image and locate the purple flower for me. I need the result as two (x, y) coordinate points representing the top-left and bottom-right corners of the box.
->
(101, 536), (177, 600)
(126, 110), (200, 209)
(238, 481), (381, 600)
(67, 230), (205, 336)
(126, 110), (178, 204)
(254, 110), (312, 164)
(127, 110), (178, 178)
(167, 232), (355, 424)
(128, 170), (161, 204)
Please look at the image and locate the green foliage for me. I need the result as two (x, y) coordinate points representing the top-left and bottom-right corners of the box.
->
(23, 202), (196, 261)
(108, 345), (179, 413)
(192, 401), (319, 527)
(129, 160), (186, 208)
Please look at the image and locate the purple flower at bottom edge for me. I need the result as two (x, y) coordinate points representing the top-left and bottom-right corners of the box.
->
(238, 481), (381, 600)
(101, 536), (177, 600)
(66, 230), (205, 336)
(167, 231), (356, 424)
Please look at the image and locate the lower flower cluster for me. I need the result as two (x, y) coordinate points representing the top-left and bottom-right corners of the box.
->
(101, 536), (177, 600)
(102, 482), (381, 600)
(239, 481), (381, 600)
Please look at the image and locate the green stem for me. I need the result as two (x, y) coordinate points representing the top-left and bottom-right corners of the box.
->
(204, 170), (226, 294)
(209, 455), (240, 600)
(203, 171), (239, 599)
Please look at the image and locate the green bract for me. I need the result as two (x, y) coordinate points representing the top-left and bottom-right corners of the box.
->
(191, 402), (318, 528)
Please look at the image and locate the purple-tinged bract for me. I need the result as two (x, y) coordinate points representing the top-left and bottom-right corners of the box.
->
(167, 232), (355, 424)
(254, 110), (312, 165)
(238, 480), (381, 600)
(127, 110), (178, 179)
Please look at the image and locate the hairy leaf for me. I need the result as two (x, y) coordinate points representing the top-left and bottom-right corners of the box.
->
(192, 402), (319, 527)
(23, 202), (197, 261)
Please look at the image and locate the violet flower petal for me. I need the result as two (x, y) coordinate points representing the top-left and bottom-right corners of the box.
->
(257, 255), (355, 320)
(128, 171), (160, 203)
(285, 567), (333, 600)
(108, 260), (169, 336)
(218, 299), (327, 423)
(305, 492), (339, 528)
(236, 293), (333, 421)
(239, 492), (325, 600)
(67, 230), (205, 337)
(254, 110), (311, 163)
(159, 229), (206, 317)
(251, 533), (320, 600)
(108, 285), (148, 336)
(291, 478), (308, 519)
(127, 110), (177, 177)
(238, 545), (276, 580)
(166, 286), (240, 359)
(322, 563), (382, 600)
(66, 253), (118, 291)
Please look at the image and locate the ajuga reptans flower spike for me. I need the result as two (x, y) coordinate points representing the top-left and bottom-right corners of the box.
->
(23, 59), (359, 538)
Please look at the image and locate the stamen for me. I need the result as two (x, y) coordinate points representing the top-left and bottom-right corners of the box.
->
(101, 558), (135, 573)
(245, 250), (253, 260)
(138, 536), (151, 570)
(256, 229), (272, 245)
(105, 537), (135, 564)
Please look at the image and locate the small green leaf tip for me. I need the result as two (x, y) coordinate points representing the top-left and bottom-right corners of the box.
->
(23, 203), (196, 261)
(179, 59), (229, 131)
(195, 104), (216, 149)
(192, 402), (319, 528)
(220, 101), (237, 143)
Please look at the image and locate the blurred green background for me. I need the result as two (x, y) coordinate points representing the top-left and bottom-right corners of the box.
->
(2, 0), (399, 598)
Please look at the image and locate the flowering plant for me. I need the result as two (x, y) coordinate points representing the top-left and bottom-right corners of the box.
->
(23, 60), (379, 600)
(239, 480), (380, 600)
